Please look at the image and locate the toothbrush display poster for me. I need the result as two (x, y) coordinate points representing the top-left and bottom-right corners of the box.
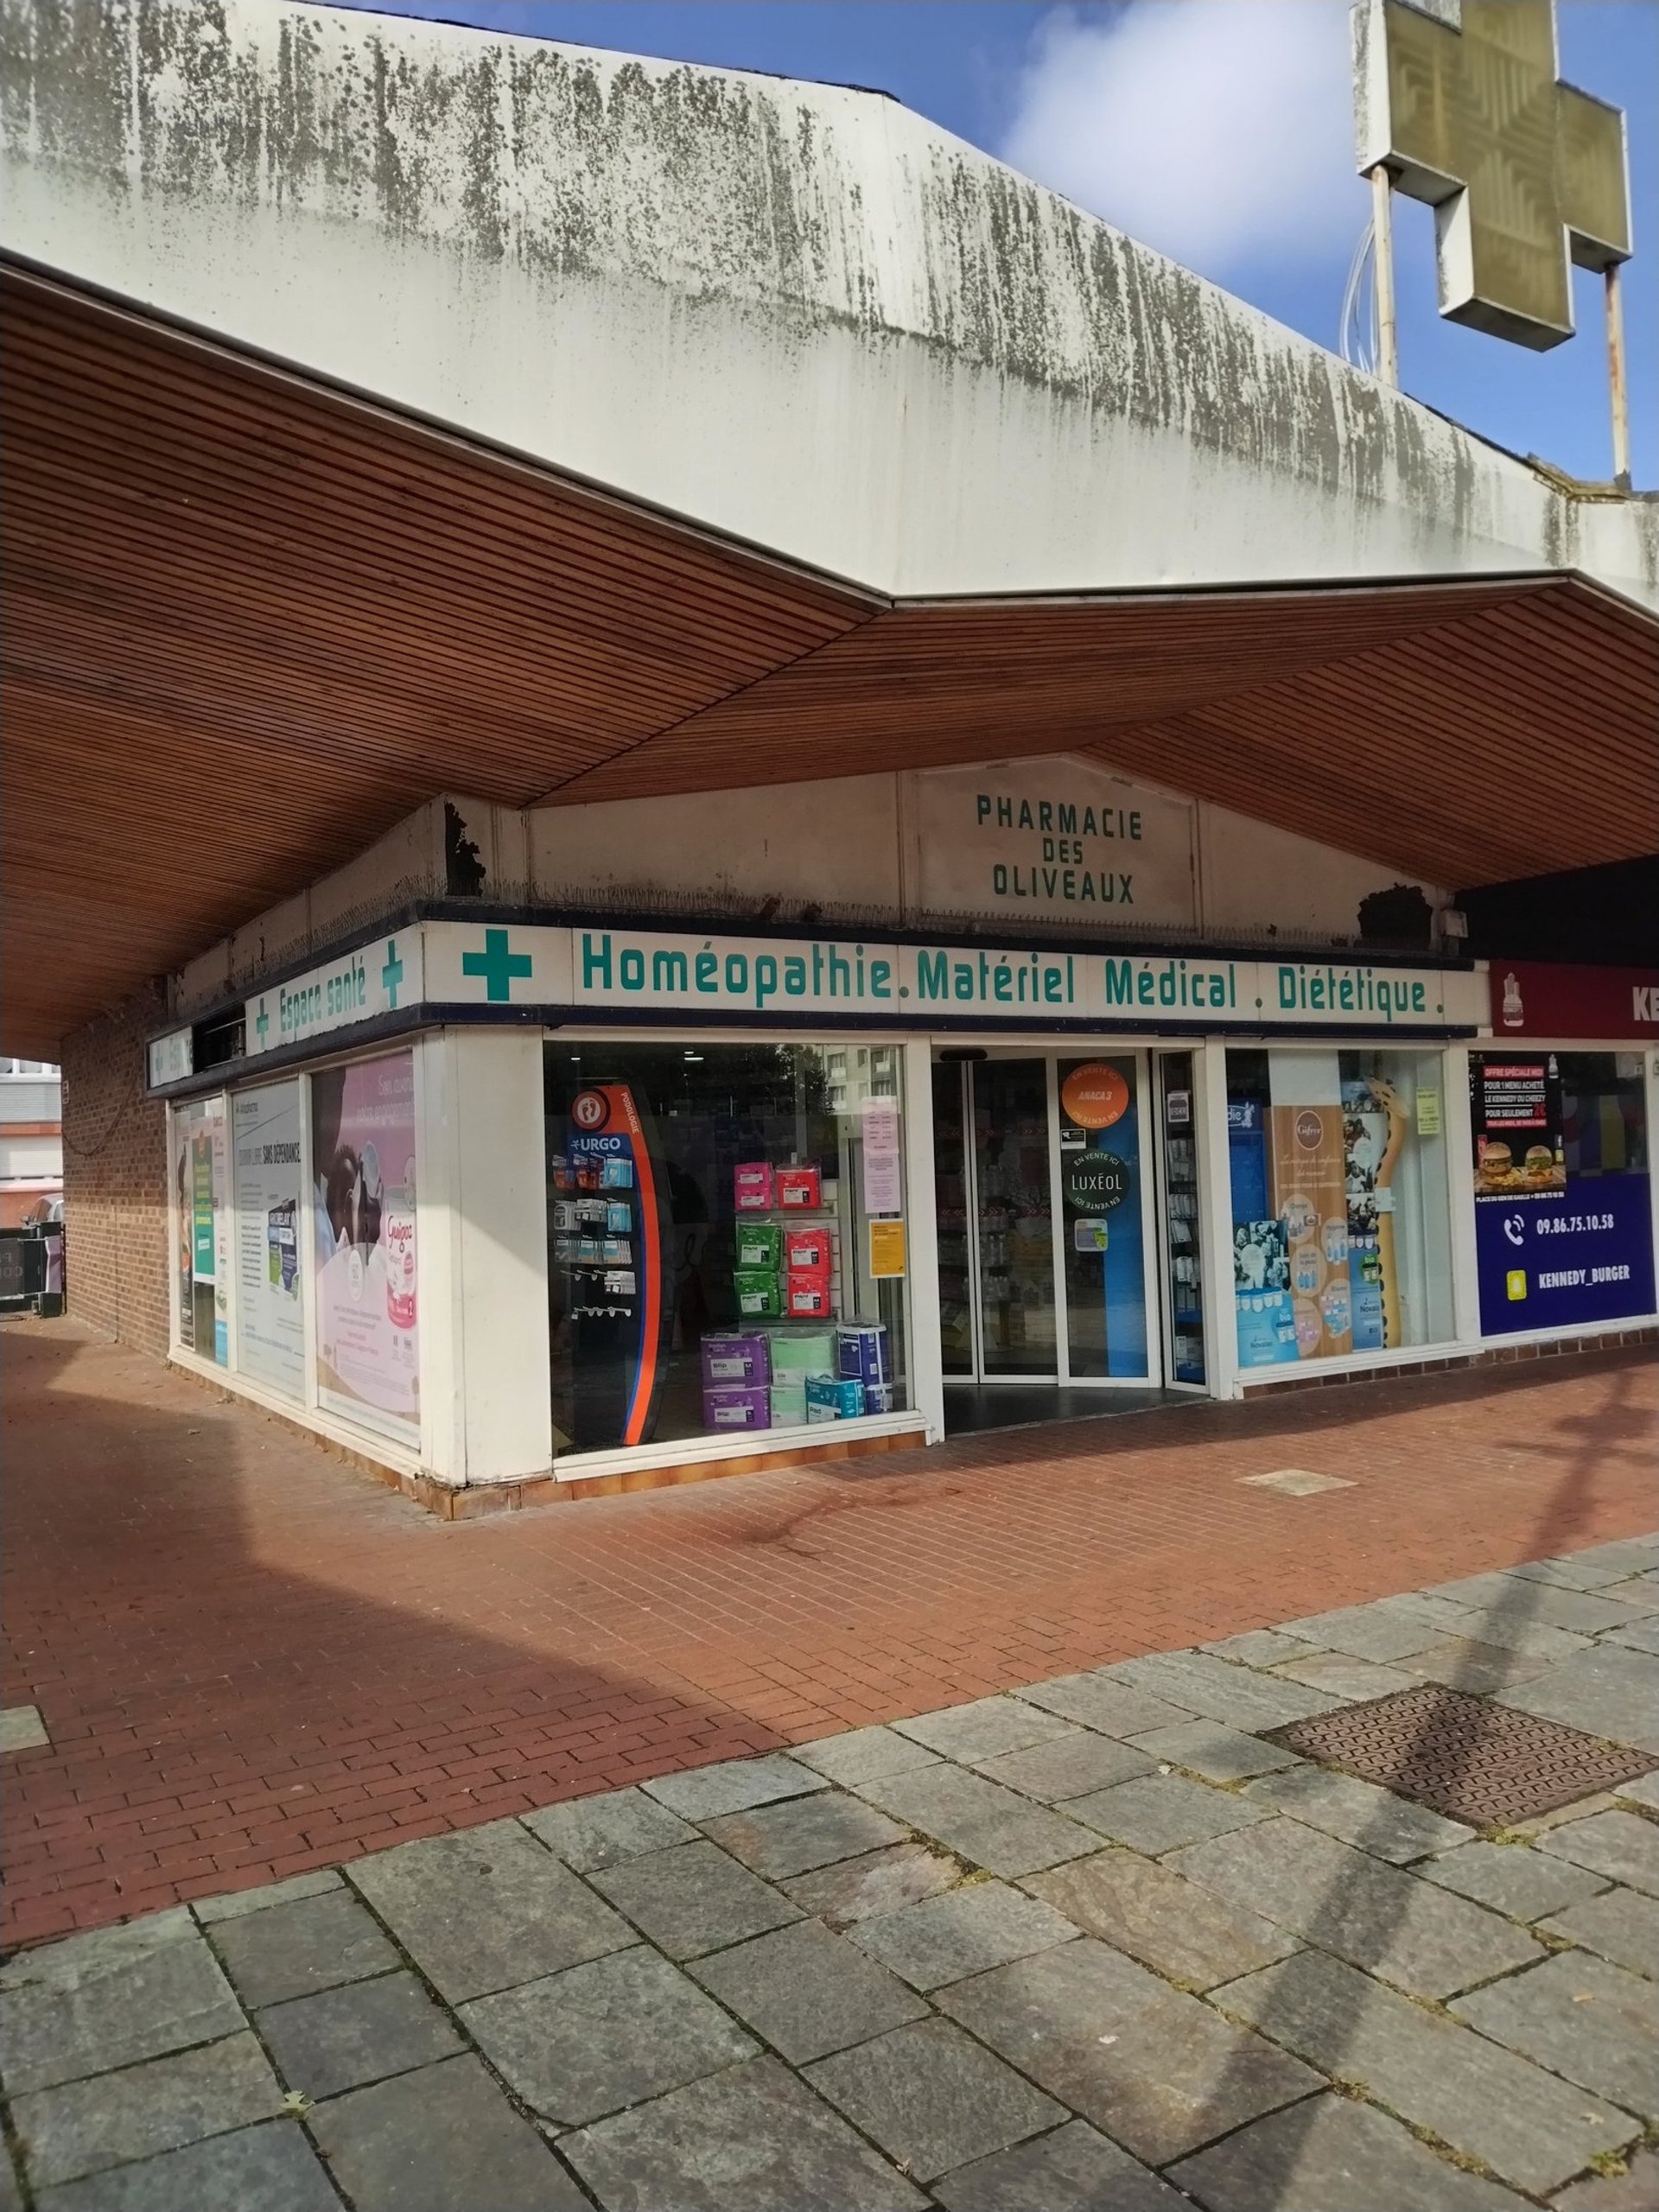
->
(232, 1081), (305, 1401)
(312, 1052), (420, 1446)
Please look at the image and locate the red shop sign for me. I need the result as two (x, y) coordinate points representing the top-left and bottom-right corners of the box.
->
(1490, 962), (1659, 1040)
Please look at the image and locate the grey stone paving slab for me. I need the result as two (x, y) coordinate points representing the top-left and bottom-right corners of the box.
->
(11, 2032), (283, 2191)
(33, 2120), (339, 2212)
(1245, 1762), (1473, 1863)
(1602, 1620), (1659, 1657)
(461, 1945), (755, 2126)
(193, 1869), (344, 1923)
(1108, 1650), (1340, 1731)
(805, 2018), (1065, 2183)
(0, 2145), (18, 2212)
(1400, 1639), (1550, 1693)
(563, 2053), (925, 2211)
(309, 2054), (589, 2211)
(0, 1707), (48, 1753)
(853, 1763), (1096, 1878)
(1025, 1848), (1300, 1990)
(347, 1817), (633, 2001)
(1452, 1951), (1659, 2120)
(589, 1840), (801, 1958)
(1166, 2092), (1530, 2211)
(1554, 1539), (1659, 1581)
(1551, 2146), (1659, 2211)
(1127, 1719), (1301, 1783)
(1388, 1601), (1592, 1662)
(1013, 1670), (1195, 1738)
(0, 1910), (242, 2094)
(1613, 1770), (1659, 1811)
(642, 1753), (830, 1820)
(1169, 1816), (1542, 1998)
(1446, 1580), (1656, 1635)
(938, 1937), (1317, 2166)
(1205, 1630), (1317, 1667)
(893, 1695), (1075, 1762)
(848, 1879), (1077, 1991)
(792, 1726), (942, 1785)
(1513, 1553), (1654, 1592)
(522, 1785), (696, 1870)
(1274, 1604), (1450, 1662)
(1541, 1885), (1659, 1980)
(689, 1918), (928, 2063)
(932, 2118), (1188, 2212)
(1540, 1808), (1659, 1894)
(971, 1728), (1155, 1802)
(1214, 1947), (1638, 2195)
(702, 1790), (906, 1880)
(1594, 1576), (1659, 1612)
(1061, 1771), (1269, 1855)
(782, 1842), (962, 1926)
(208, 1888), (398, 2009)
(1268, 1653), (1421, 1702)
(255, 1969), (463, 2101)
(1423, 1840), (1611, 1921)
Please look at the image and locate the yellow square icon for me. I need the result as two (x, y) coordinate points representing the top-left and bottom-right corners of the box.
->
(1506, 1269), (1528, 1301)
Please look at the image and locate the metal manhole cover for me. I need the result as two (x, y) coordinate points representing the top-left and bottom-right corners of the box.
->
(1264, 1683), (1652, 1827)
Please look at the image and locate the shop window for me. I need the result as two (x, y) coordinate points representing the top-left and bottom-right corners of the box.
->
(1471, 1050), (1653, 1335)
(544, 1042), (909, 1457)
(1227, 1047), (1452, 1369)
(172, 1096), (230, 1365)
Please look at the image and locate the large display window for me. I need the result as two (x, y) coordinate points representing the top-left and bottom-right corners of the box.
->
(1471, 1050), (1654, 1334)
(543, 1041), (909, 1457)
(310, 1052), (421, 1447)
(172, 1094), (230, 1365)
(1227, 1046), (1452, 1369)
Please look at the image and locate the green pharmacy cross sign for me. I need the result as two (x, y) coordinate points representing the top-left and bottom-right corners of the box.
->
(381, 940), (405, 1007)
(253, 1000), (270, 1046)
(462, 928), (534, 1003)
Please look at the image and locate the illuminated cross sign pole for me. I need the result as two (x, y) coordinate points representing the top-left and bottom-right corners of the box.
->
(1352, 0), (1633, 476)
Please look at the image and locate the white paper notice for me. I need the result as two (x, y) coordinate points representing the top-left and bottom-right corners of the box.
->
(861, 1097), (904, 1214)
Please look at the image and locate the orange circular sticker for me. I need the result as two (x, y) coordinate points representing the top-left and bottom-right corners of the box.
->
(1060, 1063), (1129, 1130)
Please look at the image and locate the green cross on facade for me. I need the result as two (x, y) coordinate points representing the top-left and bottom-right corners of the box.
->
(381, 939), (405, 1007)
(254, 999), (270, 1046)
(462, 928), (533, 1002)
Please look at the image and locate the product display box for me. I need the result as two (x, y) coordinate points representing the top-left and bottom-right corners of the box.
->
(734, 1269), (784, 1319)
(806, 1374), (865, 1421)
(701, 1333), (770, 1385)
(769, 1377), (808, 1427)
(702, 1383), (771, 1430)
(734, 1222), (784, 1271)
(766, 1328), (836, 1378)
(785, 1274), (834, 1319)
(734, 1163), (774, 1211)
(776, 1166), (822, 1210)
(784, 1225), (834, 1272)
(836, 1323), (892, 1384)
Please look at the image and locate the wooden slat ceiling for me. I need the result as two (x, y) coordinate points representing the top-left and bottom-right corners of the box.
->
(4, 267), (1656, 1056)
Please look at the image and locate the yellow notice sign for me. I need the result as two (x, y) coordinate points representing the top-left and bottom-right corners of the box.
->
(869, 1219), (907, 1279)
(1415, 1088), (1442, 1136)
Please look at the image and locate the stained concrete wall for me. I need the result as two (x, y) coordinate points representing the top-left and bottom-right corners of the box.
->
(3, 0), (1654, 609)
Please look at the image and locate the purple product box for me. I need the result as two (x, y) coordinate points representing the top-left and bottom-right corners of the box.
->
(700, 1333), (771, 1386)
(702, 1384), (772, 1431)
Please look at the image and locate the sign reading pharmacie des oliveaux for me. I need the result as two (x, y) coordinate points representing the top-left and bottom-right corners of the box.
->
(232, 921), (1476, 1067)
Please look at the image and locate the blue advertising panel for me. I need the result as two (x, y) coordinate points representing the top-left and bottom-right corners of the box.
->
(1476, 1176), (1656, 1335)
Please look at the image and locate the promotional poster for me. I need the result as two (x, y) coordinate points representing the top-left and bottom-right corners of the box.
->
(313, 1052), (420, 1446)
(175, 1099), (229, 1364)
(1268, 1103), (1350, 1359)
(232, 1082), (305, 1400)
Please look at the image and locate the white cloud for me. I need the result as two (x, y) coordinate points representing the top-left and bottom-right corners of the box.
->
(1001, 1), (1368, 278)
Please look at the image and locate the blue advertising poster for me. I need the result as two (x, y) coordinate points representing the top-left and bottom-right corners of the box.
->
(1476, 1175), (1656, 1336)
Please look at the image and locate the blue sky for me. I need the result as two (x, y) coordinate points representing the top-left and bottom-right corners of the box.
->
(342, 1), (1655, 486)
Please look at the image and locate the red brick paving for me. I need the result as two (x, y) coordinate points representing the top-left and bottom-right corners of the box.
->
(3, 1320), (1654, 1948)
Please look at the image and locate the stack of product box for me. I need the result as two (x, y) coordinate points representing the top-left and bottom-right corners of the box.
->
(700, 1319), (893, 1433)
(731, 1165), (834, 1319)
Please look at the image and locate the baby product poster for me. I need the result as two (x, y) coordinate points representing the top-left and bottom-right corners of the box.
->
(232, 1081), (305, 1401)
(312, 1052), (420, 1446)
(1268, 1104), (1351, 1359)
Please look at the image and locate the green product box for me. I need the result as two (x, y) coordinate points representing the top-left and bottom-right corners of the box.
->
(733, 1268), (783, 1319)
(770, 1378), (808, 1427)
(734, 1222), (784, 1271)
(766, 1328), (836, 1378)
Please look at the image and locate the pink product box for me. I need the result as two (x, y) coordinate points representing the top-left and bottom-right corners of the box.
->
(785, 1274), (834, 1319)
(776, 1166), (822, 1210)
(784, 1226), (834, 1272)
(734, 1162), (774, 1211)
(702, 1384), (771, 1431)
(700, 1333), (770, 1386)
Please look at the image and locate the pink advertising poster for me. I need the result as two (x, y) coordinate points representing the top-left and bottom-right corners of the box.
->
(312, 1051), (419, 1446)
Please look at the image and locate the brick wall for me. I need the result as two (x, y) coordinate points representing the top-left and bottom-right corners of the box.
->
(60, 983), (168, 1352)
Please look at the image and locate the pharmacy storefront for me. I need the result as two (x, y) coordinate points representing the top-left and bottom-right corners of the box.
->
(145, 911), (1656, 1511)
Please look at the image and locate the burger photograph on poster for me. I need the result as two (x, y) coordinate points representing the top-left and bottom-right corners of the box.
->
(1472, 1058), (1566, 1197)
